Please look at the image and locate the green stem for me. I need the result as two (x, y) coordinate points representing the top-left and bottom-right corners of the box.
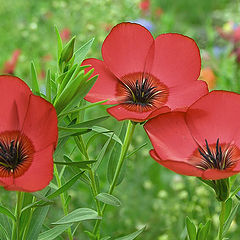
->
(54, 165), (73, 240)
(93, 120), (136, 235)
(22, 196), (35, 240)
(75, 136), (102, 216)
(12, 191), (24, 240)
(218, 201), (226, 240)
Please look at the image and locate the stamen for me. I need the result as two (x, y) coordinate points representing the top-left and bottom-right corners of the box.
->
(196, 139), (239, 170)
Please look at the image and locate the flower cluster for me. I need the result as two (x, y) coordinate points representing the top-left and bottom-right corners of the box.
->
(84, 22), (240, 184)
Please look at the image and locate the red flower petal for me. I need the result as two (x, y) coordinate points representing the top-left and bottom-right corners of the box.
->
(144, 112), (198, 161)
(0, 76), (31, 131)
(167, 80), (208, 111)
(4, 145), (54, 192)
(201, 168), (238, 180)
(83, 58), (120, 104)
(22, 95), (58, 152)
(107, 105), (170, 122)
(149, 34), (201, 87)
(186, 91), (240, 147)
(149, 150), (202, 177)
(102, 22), (154, 78)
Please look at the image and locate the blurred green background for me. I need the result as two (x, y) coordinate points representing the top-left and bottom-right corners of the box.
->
(1, 0), (240, 239)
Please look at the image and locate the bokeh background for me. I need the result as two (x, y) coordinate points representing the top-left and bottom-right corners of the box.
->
(0, 0), (240, 239)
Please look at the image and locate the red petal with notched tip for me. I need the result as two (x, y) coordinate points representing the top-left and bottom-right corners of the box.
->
(149, 150), (202, 177)
(107, 105), (170, 122)
(83, 58), (120, 104)
(102, 22), (154, 79)
(4, 145), (54, 192)
(149, 34), (201, 88)
(166, 80), (208, 111)
(144, 112), (198, 161)
(21, 94), (58, 152)
(0, 76), (31, 132)
(186, 91), (240, 147)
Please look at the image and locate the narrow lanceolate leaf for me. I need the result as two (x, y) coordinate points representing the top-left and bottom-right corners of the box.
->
(46, 69), (52, 102)
(66, 116), (110, 129)
(223, 202), (240, 236)
(48, 171), (84, 200)
(0, 206), (16, 222)
(96, 193), (121, 207)
(92, 126), (122, 145)
(74, 38), (94, 64)
(0, 223), (9, 240)
(93, 134), (113, 171)
(126, 142), (148, 158)
(196, 220), (211, 240)
(115, 226), (146, 240)
(186, 217), (197, 240)
(58, 127), (91, 139)
(38, 224), (73, 240)
(26, 205), (50, 240)
(52, 208), (101, 225)
(30, 61), (40, 96)
(55, 159), (96, 169)
(58, 100), (107, 118)
(224, 198), (233, 222)
(55, 26), (63, 61)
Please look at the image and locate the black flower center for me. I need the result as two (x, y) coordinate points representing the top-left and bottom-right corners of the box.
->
(122, 78), (161, 106)
(197, 139), (235, 170)
(0, 139), (27, 173)
(0, 131), (34, 177)
(118, 73), (168, 112)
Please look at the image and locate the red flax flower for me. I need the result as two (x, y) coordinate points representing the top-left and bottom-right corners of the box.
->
(0, 76), (58, 192)
(83, 23), (208, 122)
(144, 91), (240, 180)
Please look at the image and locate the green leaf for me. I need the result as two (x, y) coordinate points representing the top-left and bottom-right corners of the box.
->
(30, 61), (40, 96)
(74, 38), (94, 64)
(58, 100), (107, 118)
(230, 185), (240, 198)
(126, 142), (148, 158)
(93, 134), (113, 171)
(66, 116), (110, 129)
(38, 224), (73, 240)
(100, 237), (111, 240)
(96, 193), (121, 207)
(55, 26), (63, 61)
(224, 198), (233, 222)
(92, 126), (122, 145)
(52, 208), (101, 225)
(107, 122), (126, 185)
(60, 36), (76, 63)
(186, 217), (196, 240)
(48, 171), (84, 200)
(58, 127), (91, 139)
(0, 222), (10, 240)
(115, 226), (145, 240)
(196, 220), (211, 240)
(26, 205), (50, 240)
(0, 206), (16, 222)
(223, 201), (240, 236)
(55, 158), (96, 169)
(46, 69), (52, 102)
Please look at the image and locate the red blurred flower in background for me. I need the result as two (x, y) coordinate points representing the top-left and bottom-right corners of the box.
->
(2, 49), (21, 75)
(0, 76), (58, 192)
(83, 22), (208, 122)
(144, 91), (240, 180)
(139, 0), (150, 13)
(60, 28), (71, 42)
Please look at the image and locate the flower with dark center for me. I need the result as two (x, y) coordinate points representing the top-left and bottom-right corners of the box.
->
(0, 76), (58, 192)
(144, 91), (240, 180)
(82, 22), (208, 122)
